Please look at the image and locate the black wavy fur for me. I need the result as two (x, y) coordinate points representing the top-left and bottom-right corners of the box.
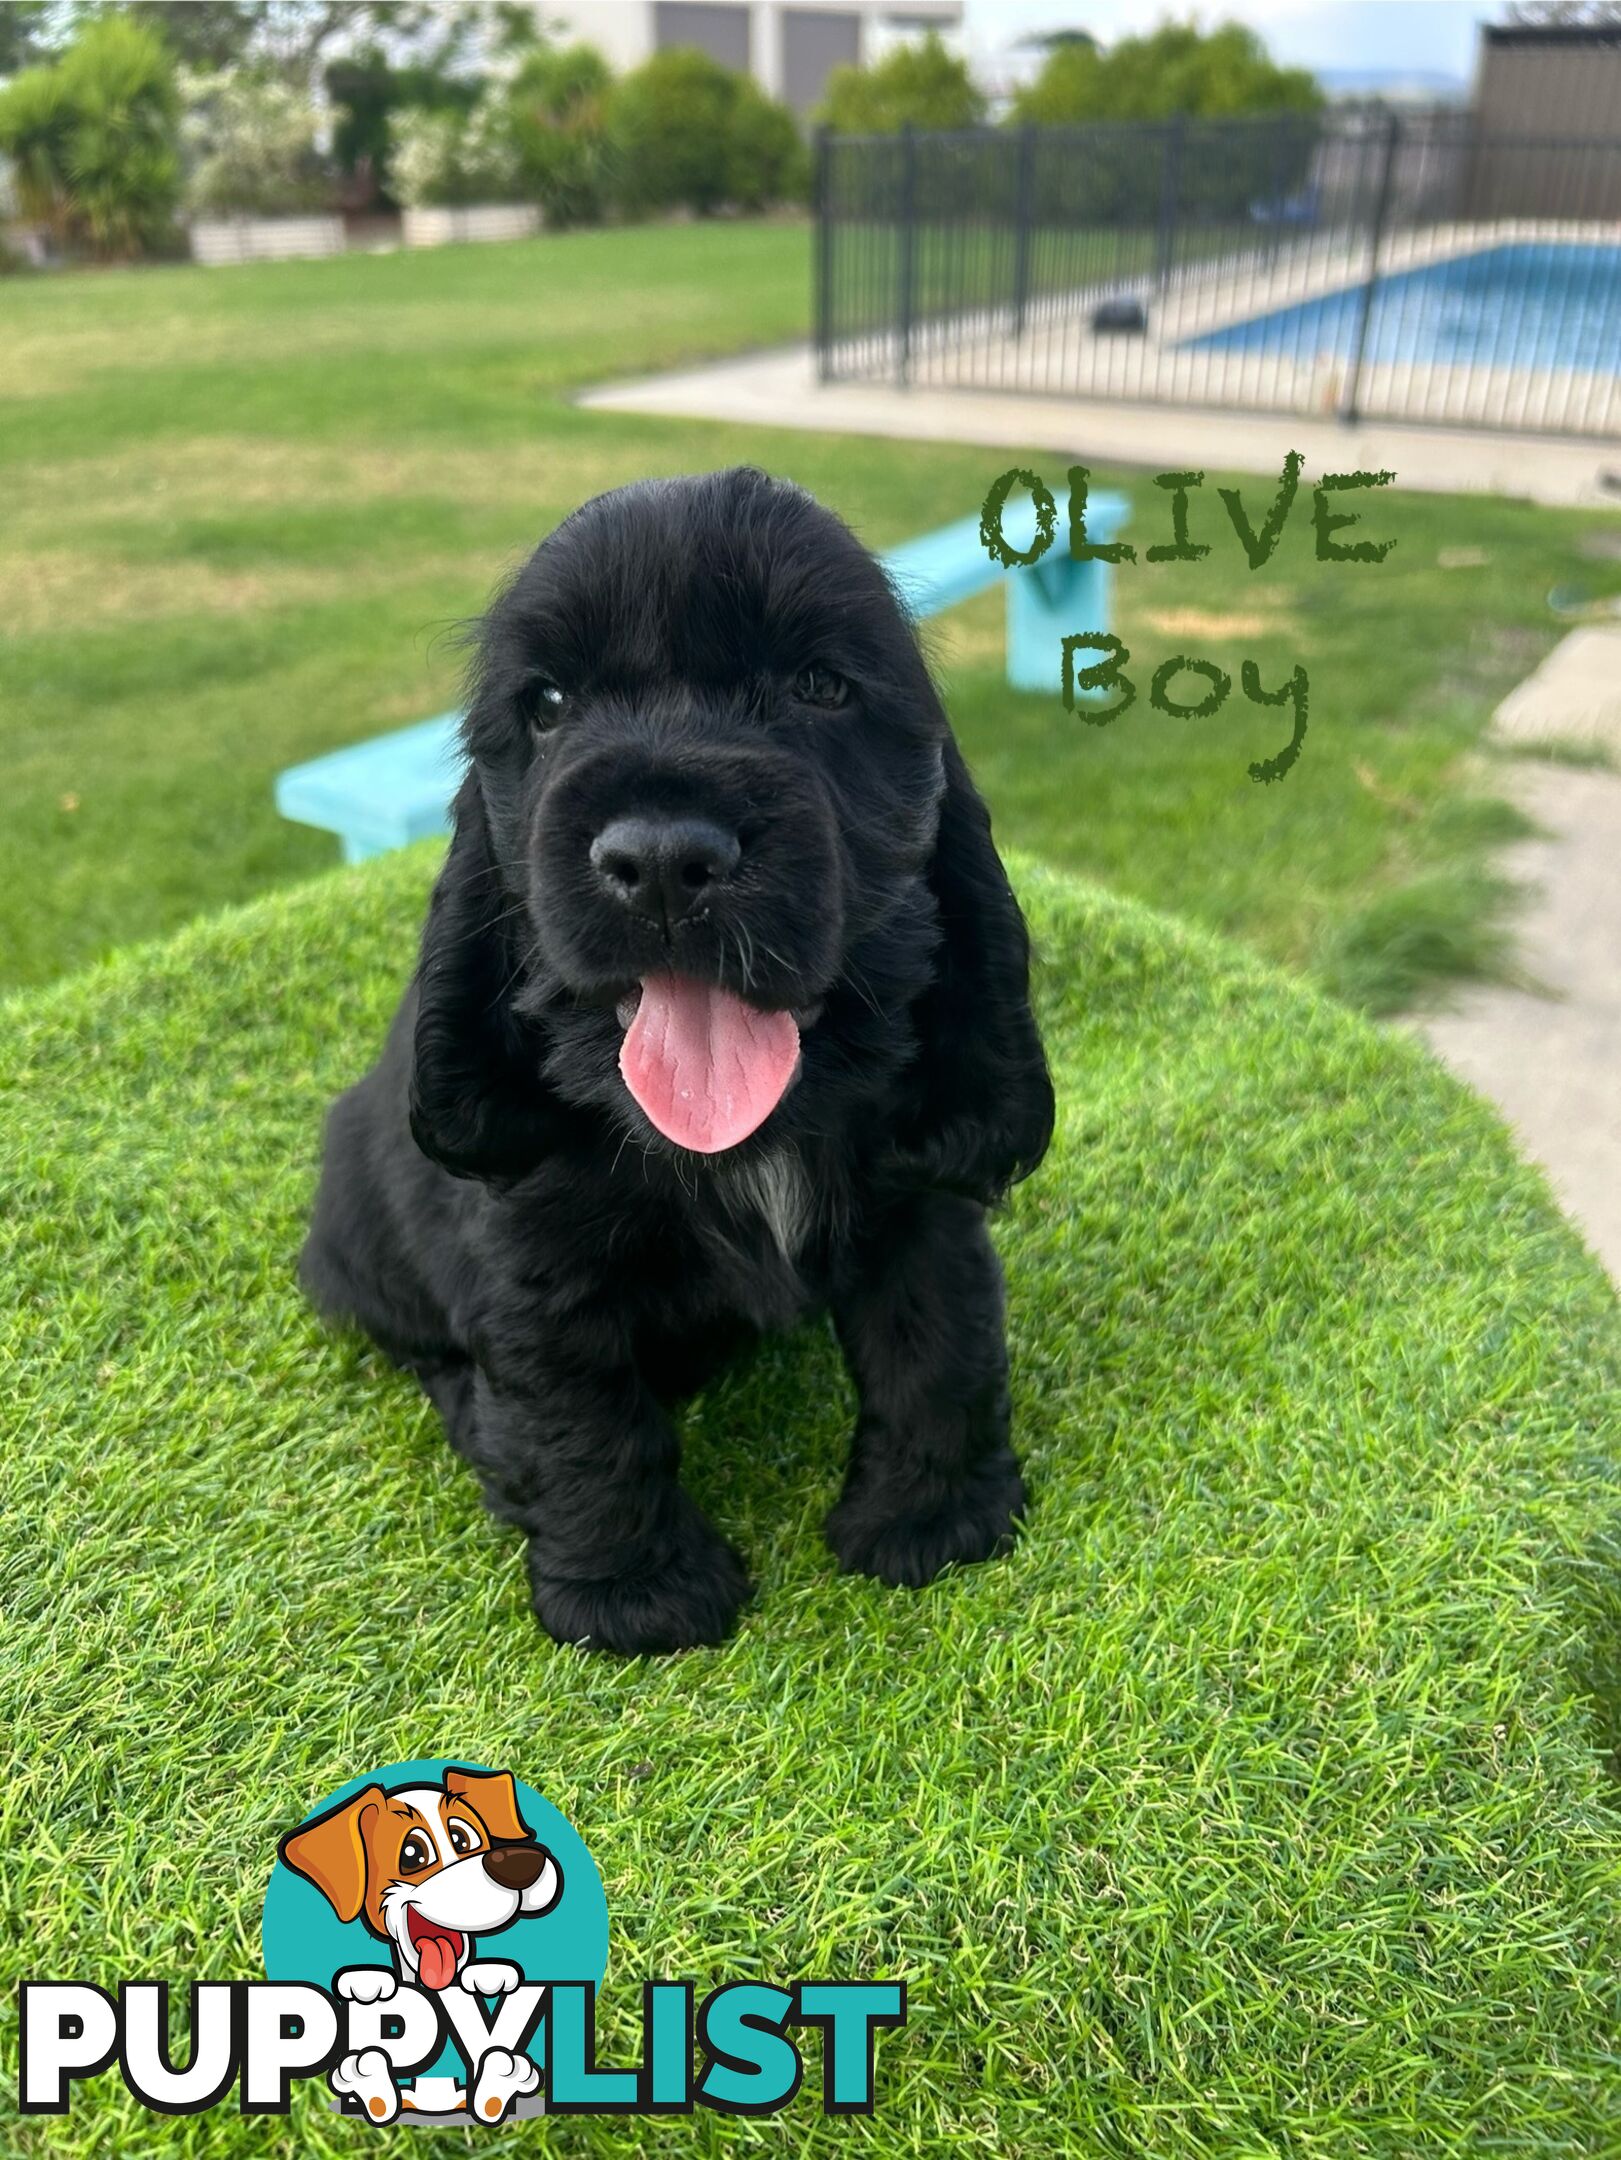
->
(301, 469), (1054, 1654)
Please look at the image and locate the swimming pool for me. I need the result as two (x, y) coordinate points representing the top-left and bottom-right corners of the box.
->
(1186, 242), (1621, 373)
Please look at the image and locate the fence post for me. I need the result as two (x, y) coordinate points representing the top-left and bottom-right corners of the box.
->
(896, 124), (917, 387)
(1265, 114), (1288, 266)
(1155, 113), (1185, 292)
(1010, 123), (1036, 338)
(813, 124), (832, 384)
(1342, 109), (1401, 425)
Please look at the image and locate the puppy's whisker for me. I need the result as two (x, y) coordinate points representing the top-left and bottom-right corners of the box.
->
(838, 960), (885, 1019)
(732, 921), (757, 992)
(443, 900), (528, 955)
(487, 933), (544, 1014)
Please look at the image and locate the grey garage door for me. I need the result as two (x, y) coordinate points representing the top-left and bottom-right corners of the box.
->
(783, 9), (861, 113)
(653, 2), (752, 71)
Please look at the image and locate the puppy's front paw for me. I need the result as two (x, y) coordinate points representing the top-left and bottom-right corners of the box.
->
(826, 1452), (1026, 1589)
(529, 1502), (751, 1655)
(461, 1961), (522, 1996)
(336, 1967), (398, 2005)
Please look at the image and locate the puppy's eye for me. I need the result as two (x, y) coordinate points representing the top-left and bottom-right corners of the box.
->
(530, 680), (566, 729)
(448, 1821), (475, 1854)
(793, 664), (849, 710)
(399, 1833), (434, 1873)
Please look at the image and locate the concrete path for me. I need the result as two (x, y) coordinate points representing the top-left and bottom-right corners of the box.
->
(1421, 758), (1621, 1280)
(1493, 624), (1621, 753)
(1423, 625), (1621, 1282)
(580, 344), (1621, 508)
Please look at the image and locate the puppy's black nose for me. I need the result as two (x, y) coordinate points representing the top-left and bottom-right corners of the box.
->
(590, 814), (741, 929)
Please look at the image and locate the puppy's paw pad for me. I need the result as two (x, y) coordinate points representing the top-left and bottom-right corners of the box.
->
(462, 1961), (522, 1995)
(336, 1967), (398, 2005)
(472, 2047), (540, 2122)
(530, 1505), (751, 1655)
(827, 1457), (1026, 1589)
(331, 2047), (400, 2123)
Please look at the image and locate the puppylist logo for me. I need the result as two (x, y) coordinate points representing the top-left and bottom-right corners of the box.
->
(18, 1756), (905, 2126)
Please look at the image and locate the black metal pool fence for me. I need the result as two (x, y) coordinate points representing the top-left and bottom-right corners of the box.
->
(813, 109), (1621, 439)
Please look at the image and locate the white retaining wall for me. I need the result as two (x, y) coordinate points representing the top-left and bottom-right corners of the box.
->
(189, 216), (346, 268)
(401, 204), (540, 248)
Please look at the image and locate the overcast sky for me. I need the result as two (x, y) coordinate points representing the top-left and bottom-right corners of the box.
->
(960, 1), (1488, 86)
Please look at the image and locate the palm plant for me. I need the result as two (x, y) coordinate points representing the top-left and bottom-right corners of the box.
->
(0, 17), (180, 261)
(0, 65), (74, 246)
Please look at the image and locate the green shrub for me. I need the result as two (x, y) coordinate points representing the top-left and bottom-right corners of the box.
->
(607, 46), (804, 217)
(507, 40), (613, 228)
(818, 29), (985, 133)
(996, 22), (1325, 229)
(390, 95), (518, 209)
(0, 15), (180, 260)
(724, 77), (808, 210)
(1010, 18), (1323, 125)
(182, 68), (330, 218)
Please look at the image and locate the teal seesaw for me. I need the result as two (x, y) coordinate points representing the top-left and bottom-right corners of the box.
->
(274, 490), (1130, 864)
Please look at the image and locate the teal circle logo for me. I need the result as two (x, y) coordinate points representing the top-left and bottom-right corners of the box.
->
(262, 1758), (607, 2123)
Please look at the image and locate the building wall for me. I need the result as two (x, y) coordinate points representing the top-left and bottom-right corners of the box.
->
(1468, 28), (1621, 218)
(547, 2), (654, 73)
(1473, 26), (1621, 140)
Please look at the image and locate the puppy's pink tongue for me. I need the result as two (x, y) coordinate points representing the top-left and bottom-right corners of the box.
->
(417, 1935), (458, 1991)
(620, 974), (799, 1153)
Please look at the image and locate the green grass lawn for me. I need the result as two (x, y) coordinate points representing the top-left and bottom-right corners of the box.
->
(3, 849), (1620, 2155)
(4, 221), (1618, 1009)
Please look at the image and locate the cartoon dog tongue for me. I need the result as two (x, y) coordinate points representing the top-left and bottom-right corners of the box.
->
(417, 1932), (459, 1991)
(620, 975), (800, 1153)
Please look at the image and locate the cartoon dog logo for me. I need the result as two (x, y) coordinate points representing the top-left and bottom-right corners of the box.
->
(280, 1765), (562, 2123)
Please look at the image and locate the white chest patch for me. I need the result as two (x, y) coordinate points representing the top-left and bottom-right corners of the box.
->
(716, 1148), (813, 1263)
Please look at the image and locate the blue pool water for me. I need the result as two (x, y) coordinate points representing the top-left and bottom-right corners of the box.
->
(1187, 243), (1621, 371)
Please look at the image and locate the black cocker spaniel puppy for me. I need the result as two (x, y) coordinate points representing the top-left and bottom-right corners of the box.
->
(302, 468), (1054, 1654)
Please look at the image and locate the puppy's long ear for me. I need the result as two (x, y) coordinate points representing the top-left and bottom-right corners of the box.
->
(444, 1767), (532, 1845)
(892, 739), (1054, 1205)
(408, 770), (566, 1182)
(279, 1786), (383, 1926)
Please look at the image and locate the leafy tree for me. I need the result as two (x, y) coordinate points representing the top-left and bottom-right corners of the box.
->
(1010, 19), (1322, 126)
(113, 6), (267, 72)
(38, 4), (474, 81)
(195, 3), (437, 80)
(326, 41), (480, 206)
(1008, 39), (1103, 127)
(607, 46), (803, 217)
(818, 30), (984, 133)
(0, 3), (54, 78)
